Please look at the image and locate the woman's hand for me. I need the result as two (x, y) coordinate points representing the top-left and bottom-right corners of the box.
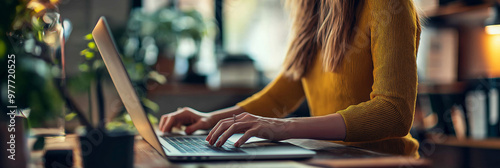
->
(206, 112), (293, 147)
(158, 107), (215, 135)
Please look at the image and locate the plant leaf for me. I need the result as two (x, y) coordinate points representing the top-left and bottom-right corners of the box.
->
(88, 41), (96, 49)
(142, 98), (159, 113)
(148, 71), (167, 84)
(85, 51), (94, 60)
(80, 49), (88, 56)
(148, 113), (158, 124)
(78, 64), (89, 72)
(65, 112), (77, 121)
(84, 34), (93, 40)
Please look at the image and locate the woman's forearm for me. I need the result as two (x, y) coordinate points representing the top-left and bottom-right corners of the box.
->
(207, 107), (346, 141)
(287, 113), (346, 140)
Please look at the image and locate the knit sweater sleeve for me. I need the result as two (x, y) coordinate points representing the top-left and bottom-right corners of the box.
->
(337, 0), (420, 142)
(236, 72), (305, 118)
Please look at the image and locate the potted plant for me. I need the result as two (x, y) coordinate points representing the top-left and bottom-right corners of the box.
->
(122, 6), (210, 83)
(67, 29), (166, 167)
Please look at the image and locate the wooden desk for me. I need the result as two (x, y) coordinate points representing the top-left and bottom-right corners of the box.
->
(29, 134), (430, 168)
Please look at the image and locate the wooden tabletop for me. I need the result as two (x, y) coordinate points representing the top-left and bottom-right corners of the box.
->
(29, 134), (430, 168)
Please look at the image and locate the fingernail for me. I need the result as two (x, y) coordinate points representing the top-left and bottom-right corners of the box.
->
(216, 141), (221, 147)
(234, 142), (239, 147)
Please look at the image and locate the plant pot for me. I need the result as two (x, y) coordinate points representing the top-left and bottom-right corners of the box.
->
(78, 128), (134, 168)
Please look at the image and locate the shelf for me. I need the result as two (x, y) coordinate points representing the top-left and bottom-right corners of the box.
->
(417, 82), (466, 94)
(422, 2), (492, 18)
(147, 83), (258, 96)
(427, 133), (500, 150)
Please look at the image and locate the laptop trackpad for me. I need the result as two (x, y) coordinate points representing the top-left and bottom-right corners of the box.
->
(228, 134), (311, 156)
(227, 134), (268, 144)
(227, 134), (297, 148)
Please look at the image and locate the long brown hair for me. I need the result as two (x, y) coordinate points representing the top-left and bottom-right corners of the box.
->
(283, 0), (360, 80)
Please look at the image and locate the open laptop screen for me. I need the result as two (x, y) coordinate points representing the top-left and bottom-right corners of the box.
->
(92, 17), (166, 157)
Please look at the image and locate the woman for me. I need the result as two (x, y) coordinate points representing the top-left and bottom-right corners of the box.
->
(159, 0), (422, 157)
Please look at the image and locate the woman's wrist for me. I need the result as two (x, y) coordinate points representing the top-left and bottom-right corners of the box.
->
(285, 118), (307, 139)
(285, 113), (346, 140)
(283, 118), (298, 140)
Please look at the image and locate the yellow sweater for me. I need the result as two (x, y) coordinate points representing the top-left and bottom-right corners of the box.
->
(237, 0), (421, 157)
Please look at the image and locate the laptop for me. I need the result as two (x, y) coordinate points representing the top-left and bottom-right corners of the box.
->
(92, 16), (316, 161)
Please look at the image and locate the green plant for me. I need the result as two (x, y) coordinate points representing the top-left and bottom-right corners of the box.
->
(123, 7), (208, 58)
(0, 0), (68, 127)
(66, 33), (165, 132)
(88, 7), (210, 131)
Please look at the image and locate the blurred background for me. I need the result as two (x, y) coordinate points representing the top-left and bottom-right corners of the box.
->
(1, 0), (500, 166)
(52, 0), (311, 133)
(62, 0), (293, 114)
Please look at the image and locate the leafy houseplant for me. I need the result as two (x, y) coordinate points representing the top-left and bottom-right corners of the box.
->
(70, 32), (166, 168)
(123, 7), (209, 82)
(125, 7), (207, 56)
(68, 33), (165, 132)
(1, 0), (67, 128)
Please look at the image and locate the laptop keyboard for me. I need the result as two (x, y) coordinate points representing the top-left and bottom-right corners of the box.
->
(162, 136), (245, 154)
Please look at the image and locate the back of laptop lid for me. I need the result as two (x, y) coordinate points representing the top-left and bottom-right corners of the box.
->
(92, 17), (166, 157)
